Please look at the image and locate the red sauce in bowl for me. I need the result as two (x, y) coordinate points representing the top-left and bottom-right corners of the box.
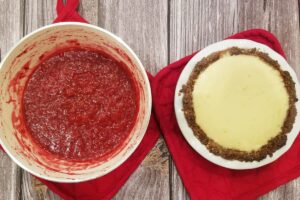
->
(22, 48), (139, 161)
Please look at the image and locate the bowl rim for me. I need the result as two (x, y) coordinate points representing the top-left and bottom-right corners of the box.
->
(174, 39), (300, 170)
(0, 22), (152, 182)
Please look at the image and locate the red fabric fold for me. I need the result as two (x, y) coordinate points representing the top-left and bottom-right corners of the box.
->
(1, 1), (160, 199)
(54, 0), (88, 23)
(152, 29), (300, 200)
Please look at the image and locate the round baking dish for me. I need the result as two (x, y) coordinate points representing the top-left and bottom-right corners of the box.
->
(174, 39), (300, 169)
(0, 22), (151, 182)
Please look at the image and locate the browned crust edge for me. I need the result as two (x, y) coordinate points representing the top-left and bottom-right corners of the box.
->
(181, 47), (298, 162)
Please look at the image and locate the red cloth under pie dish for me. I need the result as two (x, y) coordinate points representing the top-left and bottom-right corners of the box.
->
(152, 29), (300, 200)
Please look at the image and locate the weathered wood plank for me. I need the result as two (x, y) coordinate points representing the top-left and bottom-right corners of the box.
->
(0, 154), (22, 200)
(169, 0), (300, 199)
(170, 0), (239, 62)
(79, 0), (98, 25)
(23, 0), (55, 34)
(97, 1), (169, 199)
(258, 1), (300, 199)
(98, 0), (169, 74)
(21, 0), (60, 199)
(114, 139), (169, 200)
(0, 0), (25, 200)
(21, 173), (61, 200)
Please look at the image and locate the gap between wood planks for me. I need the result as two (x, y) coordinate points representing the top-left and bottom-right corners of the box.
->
(166, 0), (173, 199)
(298, 0), (300, 28)
(19, 0), (26, 199)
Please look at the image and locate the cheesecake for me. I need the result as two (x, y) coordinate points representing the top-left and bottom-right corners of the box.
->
(182, 47), (297, 161)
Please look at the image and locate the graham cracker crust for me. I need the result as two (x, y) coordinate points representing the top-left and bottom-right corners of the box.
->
(181, 47), (297, 162)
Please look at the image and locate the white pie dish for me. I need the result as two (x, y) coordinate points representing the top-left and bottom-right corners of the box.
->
(174, 39), (300, 170)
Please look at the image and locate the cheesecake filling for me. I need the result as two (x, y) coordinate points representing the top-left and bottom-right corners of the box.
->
(192, 54), (289, 152)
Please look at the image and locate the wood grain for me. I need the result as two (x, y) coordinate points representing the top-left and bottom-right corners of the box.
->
(0, 0), (24, 200)
(114, 139), (169, 200)
(169, 0), (300, 199)
(97, 1), (169, 199)
(21, 1), (60, 199)
(98, 0), (169, 74)
(21, 173), (61, 200)
(1, 0), (299, 199)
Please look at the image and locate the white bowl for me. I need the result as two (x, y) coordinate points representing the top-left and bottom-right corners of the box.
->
(0, 22), (152, 182)
(174, 39), (300, 170)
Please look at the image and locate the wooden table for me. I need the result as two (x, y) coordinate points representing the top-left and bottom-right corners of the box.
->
(0, 0), (299, 199)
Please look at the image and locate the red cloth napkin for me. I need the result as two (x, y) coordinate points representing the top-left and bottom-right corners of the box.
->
(1, 0), (160, 199)
(152, 29), (300, 200)
(53, 0), (88, 23)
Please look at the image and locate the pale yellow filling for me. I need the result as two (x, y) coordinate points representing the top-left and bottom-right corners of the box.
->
(192, 54), (289, 151)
